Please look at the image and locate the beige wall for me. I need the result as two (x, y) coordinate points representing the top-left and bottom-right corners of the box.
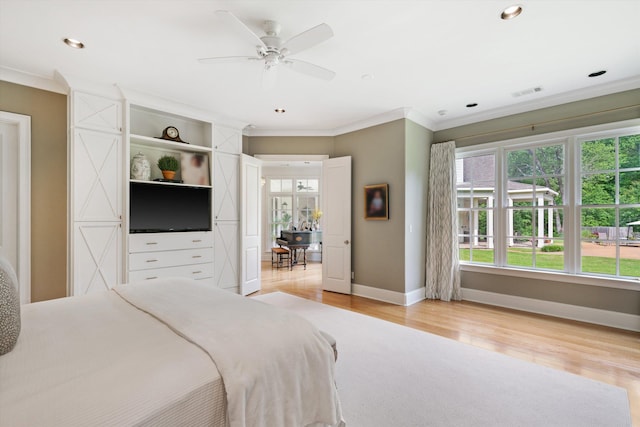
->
(333, 120), (407, 292)
(245, 135), (335, 156)
(404, 120), (432, 292)
(0, 81), (67, 302)
(434, 89), (640, 315)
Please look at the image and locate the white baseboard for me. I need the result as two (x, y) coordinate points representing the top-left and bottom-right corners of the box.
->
(352, 283), (425, 306)
(462, 288), (640, 332)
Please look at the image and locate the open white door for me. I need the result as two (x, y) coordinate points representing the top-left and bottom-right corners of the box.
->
(321, 156), (351, 294)
(240, 154), (262, 295)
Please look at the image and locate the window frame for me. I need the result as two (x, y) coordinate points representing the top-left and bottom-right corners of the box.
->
(455, 118), (640, 291)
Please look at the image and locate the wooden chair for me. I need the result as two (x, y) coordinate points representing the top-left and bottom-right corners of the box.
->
(271, 247), (291, 269)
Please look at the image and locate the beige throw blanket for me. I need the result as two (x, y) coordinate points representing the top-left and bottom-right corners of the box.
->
(114, 279), (344, 427)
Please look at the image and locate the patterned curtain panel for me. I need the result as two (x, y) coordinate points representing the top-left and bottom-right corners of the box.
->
(426, 141), (461, 301)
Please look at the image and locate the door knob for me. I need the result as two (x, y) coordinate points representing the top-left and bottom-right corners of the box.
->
(344, 240), (350, 245)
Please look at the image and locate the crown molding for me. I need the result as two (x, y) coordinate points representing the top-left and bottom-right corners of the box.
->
(0, 66), (66, 94)
(433, 75), (640, 132)
(247, 107), (436, 137)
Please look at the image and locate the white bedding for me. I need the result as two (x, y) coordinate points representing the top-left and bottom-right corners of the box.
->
(0, 290), (226, 426)
(115, 278), (344, 427)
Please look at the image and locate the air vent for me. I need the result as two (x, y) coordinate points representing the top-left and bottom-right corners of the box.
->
(512, 86), (543, 98)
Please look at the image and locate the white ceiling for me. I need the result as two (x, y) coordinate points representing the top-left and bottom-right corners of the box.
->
(1, 0), (639, 134)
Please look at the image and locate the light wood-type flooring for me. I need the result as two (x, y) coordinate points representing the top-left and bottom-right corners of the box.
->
(255, 261), (640, 426)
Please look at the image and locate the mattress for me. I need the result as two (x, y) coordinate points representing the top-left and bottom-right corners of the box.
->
(0, 291), (227, 426)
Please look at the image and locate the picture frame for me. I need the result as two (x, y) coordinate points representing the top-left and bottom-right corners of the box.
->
(364, 184), (389, 220)
(180, 152), (210, 186)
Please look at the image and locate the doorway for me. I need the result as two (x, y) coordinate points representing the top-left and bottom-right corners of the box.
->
(0, 111), (31, 304)
(257, 155), (327, 265)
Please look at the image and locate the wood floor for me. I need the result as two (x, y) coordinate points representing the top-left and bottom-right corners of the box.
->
(255, 261), (640, 426)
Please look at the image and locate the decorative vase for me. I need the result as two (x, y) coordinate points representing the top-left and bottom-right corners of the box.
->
(162, 170), (176, 180)
(130, 152), (150, 180)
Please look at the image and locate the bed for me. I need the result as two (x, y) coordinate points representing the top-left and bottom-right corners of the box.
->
(0, 278), (344, 427)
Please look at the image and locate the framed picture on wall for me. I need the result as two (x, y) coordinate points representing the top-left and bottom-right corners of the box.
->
(180, 153), (210, 186)
(364, 184), (389, 220)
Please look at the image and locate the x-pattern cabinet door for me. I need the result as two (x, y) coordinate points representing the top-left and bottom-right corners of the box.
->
(74, 222), (121, 295)
(214, 152), (239, 221)
(73, 129), (122, 222)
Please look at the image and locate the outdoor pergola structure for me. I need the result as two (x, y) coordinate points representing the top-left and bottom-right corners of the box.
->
(457, 181), (559, 249)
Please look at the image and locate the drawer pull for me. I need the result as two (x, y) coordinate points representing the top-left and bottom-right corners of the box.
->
(146, 259), (158, 263)
(146, 242), (158, 246)
(146, 276), (158, 280)
(192, 270), (203, 274)
(192, 255), (202, 259)
(192, 239), (202, 243)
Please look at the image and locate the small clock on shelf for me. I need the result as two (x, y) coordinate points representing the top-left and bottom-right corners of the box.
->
(160, 126), (188, 144)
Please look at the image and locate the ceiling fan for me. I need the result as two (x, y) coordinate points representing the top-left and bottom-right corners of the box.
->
(198, 10), (336, 88)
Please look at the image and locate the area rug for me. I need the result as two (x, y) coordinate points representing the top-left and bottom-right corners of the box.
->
(254, 292), (631, 427)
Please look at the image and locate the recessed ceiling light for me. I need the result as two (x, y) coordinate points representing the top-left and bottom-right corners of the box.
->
(501, 5), (523, 20)
(466, 103), (478, 108)
(588, 70), (607, 78)
(437, 110), (448, 116)
(63, 38), (85, 49)
(274, 108), (286, 113)
(361, 74), (374, 80)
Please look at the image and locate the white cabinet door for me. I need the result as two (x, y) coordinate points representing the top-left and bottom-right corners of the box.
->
(73, 222), (121, 295)
(213, 125), (242, 154)
(214, 152), (239, 221)
(73, 92), (122, 133)
(214, 221), (239, 290)
(73, 129), (122, 222)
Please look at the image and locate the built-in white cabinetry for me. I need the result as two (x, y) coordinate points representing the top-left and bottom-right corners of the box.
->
(67, 86), (249, 296)
(128, 232), (214, 283)
(126, 105), (218, 288)
(213, 125), (242, 292)
(69, 91), (124, 296)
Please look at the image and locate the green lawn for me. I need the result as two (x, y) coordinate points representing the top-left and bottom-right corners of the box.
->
(459, 248), (640, 277)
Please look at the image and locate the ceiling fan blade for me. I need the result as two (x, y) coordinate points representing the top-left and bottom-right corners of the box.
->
(198, 56), (261, 64)
(283, 59), (336, 81)
(281, 23), (333, 55)
(215, 10), (266, 49)
(261, 66), (278, 90)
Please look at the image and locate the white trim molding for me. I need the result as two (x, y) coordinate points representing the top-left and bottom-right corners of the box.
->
(0, 111), (31, 304)
(462, 288), (640, 332)
(352, 283), (426, 306)
(0, 66), (67, 94)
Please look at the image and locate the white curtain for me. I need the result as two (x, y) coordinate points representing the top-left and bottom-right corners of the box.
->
(426, 141), (461, 301)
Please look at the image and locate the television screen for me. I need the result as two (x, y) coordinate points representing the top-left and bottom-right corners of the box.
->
(130, 182), (211, 233)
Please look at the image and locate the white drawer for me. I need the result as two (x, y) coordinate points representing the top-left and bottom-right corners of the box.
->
(129, 231), (213, 253)
(129, 247), (213, 271)
(128, 262), (213, 282)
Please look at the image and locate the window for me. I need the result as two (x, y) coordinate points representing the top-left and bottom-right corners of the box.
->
(457, 124), (640, 283)
(579, 134), (640, 277)
(267, 177), (321, 250)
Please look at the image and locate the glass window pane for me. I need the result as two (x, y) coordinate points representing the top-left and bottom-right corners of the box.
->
(458, 211), (470, 243)
(581, 173), (615, 205)
(507, 246), (532, 268)
(461, 154), (495, 185)
(507, 149), (533, 178)
(621, 207), (640, 278)
(535, 145), (564, 176)
(619, 134), (640, 169)
(581, 208), (616, 275)
(269, 179), (281, 193)
(509, 208), (533, 241)
(306, 179), (318, 192)
(470, 239), (494, 264)
(281, 179), (293, 193)
(581, 138), (615, 172)
(534, 177), (563, 206)
(619, 171), (640, 204)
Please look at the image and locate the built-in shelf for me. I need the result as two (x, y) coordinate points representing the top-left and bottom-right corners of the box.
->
(130, 134), (212, 153)
(130, 179), (212, 189)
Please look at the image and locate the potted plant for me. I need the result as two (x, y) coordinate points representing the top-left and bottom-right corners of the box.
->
(157, 155), (179, 180)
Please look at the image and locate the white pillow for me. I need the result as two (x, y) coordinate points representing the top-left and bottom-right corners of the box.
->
(0, 256), (21, 355)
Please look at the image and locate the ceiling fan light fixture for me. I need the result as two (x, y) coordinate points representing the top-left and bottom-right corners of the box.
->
(274, 108), (286, 113)
(500, 5), (523, 20)
(63, 37), (85, 49)
(588, 70), (607, 77)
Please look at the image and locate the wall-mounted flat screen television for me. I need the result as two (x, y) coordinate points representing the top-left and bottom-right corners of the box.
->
(130, 182), (211, 233)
